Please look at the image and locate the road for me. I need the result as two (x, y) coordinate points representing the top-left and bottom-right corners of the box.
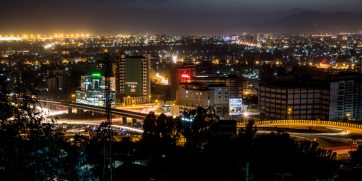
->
(55, 118), (144, 133)
(258, 126), (361, 154)
(40, 100), (148, 120)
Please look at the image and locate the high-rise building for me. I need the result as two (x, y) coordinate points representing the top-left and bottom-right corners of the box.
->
(116, 55), (151, 105)
(329, 73), (362, 121)
(76, 73), (115, 106)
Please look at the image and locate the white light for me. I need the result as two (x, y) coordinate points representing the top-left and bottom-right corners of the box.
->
(172, 55), (177, 63)
(43, 43), (54, 49)
(0, 37), (22, 41)
(181, 117), (193, 122)
(243, 112), (249, 117)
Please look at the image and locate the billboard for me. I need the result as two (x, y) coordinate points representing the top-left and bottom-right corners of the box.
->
(229, 98), (243, 116)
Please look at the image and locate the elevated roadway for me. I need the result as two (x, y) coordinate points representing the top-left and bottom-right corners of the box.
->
(237, 120), (362, 133)
(238, 120), (362, 154)
(40, 100), (148, 120)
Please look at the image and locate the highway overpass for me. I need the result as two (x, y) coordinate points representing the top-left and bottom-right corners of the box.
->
(237, 120), (362, 133)
(40, 100), (148, 121)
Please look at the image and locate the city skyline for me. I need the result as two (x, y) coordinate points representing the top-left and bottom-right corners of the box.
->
(2, 1), (362, 180)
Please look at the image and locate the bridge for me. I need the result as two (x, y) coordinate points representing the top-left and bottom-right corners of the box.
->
(237, 120), (362, 133)
(40, 100), (148, 124)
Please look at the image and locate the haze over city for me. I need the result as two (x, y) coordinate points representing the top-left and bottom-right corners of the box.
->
(1, 0), (362, 34)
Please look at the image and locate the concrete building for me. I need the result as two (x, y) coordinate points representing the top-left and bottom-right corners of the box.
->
(176, 83), (230, 119)
(208, 85), (229, 118)
(191, 75), (243, 99)
(258, 81), (330, 120)
(329, 73), (362, 121)
(170, 64), (196, 100)
(258, 73), (362, 121)
(116, 55), (151, 105)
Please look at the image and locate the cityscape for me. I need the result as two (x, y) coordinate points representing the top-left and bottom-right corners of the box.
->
(1, 0), (362, 181)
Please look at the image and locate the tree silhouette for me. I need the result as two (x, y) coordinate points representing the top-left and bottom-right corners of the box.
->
(140, 112), (181, 155)
(0, 76), (80, 180)
(181, 107), (219, 150)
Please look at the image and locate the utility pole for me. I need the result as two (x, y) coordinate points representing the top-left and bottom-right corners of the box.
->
(102, 53), (113, 181)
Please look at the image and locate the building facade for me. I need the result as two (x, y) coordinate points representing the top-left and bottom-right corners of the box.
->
(176, 83), (229, 119)
(259, 73), (362, 121)
(258, 81), (330, 120)
(329, 74), (362, 121)
(191, 75), (243, 99)
(170, 64), (196, 100)
(116, 55), (151, 105)
(76, 74), (115, 106)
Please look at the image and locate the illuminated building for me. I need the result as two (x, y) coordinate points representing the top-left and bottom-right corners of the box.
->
(176, 83), (229, 119)
(76, 73), (115, 106)
(329, 73), (362, 121)
(170, 64), (196, 100)
(116, 55), (151, 105)
(208, 85), (229, 119)
(258, 81), (330, 120)
(259, 73), (362, 121)
(191, 75), (243, 99)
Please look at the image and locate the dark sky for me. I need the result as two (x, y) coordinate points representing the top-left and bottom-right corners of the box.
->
(0, 0), (361, 34)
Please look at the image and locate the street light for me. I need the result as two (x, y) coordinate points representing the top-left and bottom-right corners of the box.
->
(287, 107), (292, 120)
(243, 112), (249, 125)
(71, 93), (76, 102)
(345, 112), (351, 121)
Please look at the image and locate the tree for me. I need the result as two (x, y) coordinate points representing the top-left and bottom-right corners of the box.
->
(181, 107), (219, 149)
(140, 112), (181, 155)
(0, 76), (80, 180)
(351, 145), (362, 166)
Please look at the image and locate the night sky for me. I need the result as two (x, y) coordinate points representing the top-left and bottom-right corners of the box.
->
(0, 0), (361, 34)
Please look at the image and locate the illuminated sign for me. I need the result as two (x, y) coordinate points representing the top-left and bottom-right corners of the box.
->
(180, 73), (191, 79)
(229, 98), (243, 116)
(125, 82), (138, 93)
(92, 73), (102, 77)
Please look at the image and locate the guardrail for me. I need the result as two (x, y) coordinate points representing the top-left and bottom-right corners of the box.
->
(237, 120), (362, 130)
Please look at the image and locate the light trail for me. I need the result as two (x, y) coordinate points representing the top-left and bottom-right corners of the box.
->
(0, 37), (22, 41)
(56, 119), (143, 133)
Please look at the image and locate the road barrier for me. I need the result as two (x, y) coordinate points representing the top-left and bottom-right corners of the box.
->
(237, 120), (362, 130)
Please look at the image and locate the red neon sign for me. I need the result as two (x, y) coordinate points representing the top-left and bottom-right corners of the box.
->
(180, 73), (191, 79)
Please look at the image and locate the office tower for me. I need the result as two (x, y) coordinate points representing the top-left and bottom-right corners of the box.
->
(76, 73), (116, 106)
(116, 55), (151, 105)
(258, 81), (330, 120)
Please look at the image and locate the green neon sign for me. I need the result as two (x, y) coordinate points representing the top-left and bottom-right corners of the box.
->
(92, 73), (102, 77)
